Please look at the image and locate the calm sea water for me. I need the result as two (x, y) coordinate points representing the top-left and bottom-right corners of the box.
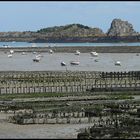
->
(1, 42), (140, 48)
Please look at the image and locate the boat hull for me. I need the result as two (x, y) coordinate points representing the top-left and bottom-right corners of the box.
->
(70, 61), (80, 65)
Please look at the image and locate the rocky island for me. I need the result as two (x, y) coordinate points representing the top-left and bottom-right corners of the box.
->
(0, 18), (139, 43)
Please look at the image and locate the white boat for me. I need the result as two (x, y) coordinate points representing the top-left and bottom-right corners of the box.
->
(36, 55), (41, 59)
(70, 61), (80, 65)
(33, 57), (41, 62)
(75, 50), (80, 55)
(33, 52), (37, 54)
(33, 55), (41, 62)
(90, 51), (98, 57)
(61, 62), (66, 66)
(33, 58), (40, 62)
(10, 50), (14, 54)
(22, 52), (26, 55)
(49, 49), (53, 54)
(115, 61), (121, 66)
(8, 54), (12, 58)
(36, 54), (43, 58)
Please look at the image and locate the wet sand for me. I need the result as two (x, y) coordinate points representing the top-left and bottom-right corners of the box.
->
(0, 52), (140, 72)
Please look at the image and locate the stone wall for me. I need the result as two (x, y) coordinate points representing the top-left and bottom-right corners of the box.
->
(8, 111), (101, 124)
(15, 117), (98, 124)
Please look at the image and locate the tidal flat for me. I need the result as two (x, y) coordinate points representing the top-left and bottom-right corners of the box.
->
(0, 52), (139, 72)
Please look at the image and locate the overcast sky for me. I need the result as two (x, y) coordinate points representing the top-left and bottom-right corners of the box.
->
(0, 1), (139, 32)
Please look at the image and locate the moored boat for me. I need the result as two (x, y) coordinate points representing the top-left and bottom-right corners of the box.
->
(115, 61), (121, 66)
(22, 52), (26, 55)
(75, 50), (80, 55)
(90, 51), (98, 57)
(70, 61), (80, 65)
(61, 62), (66, 66)
(10, 50), (14, 54)
(8, 54), (12, 58)
(33, 55), (41, 62)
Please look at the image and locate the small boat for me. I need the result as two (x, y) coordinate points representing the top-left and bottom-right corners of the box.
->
(33, 52), (37, 54)
(33, 58), (40, 62)
(136, 53), (139, 56)
(33, 57), (40, 62)
(10, 50), (14, 54)
(115, 61), (121, 66)
(33, 56), (41, 62)
(49, 49), (53, 54)
(61, 62), (66, 66)
(8, 54), (12, 58)
(3, 45), (8, 48)
(90, 51), (98, 57)
(75, 50), (80, 55)
(70, 61), (80, 65)
(22, 52), (26, 55)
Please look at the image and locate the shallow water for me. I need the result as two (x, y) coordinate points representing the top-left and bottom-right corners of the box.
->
(1, 41), (140, 48)
(0, 52), (140, 72)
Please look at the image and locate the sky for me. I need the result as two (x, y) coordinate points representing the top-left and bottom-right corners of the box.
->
(0, 1), (140, 33)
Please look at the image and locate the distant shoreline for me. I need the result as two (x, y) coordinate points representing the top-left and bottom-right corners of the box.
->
(1, 45), (140, 53)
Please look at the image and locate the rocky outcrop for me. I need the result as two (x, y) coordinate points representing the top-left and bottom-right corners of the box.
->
(37, 24), (106, 37)
(107, 18), (139, 36)
(0, 20), (139, 42)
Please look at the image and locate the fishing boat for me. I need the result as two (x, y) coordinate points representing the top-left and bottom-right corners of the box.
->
(33, 58), (39, 62)
(70, 61), (80, 65)
(75, 50), (80, 55)
(115, 61), (121, 66)
(61, 62), (66, 66)
(33, 57), (40, 62)
(90, 51), (98, 57)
